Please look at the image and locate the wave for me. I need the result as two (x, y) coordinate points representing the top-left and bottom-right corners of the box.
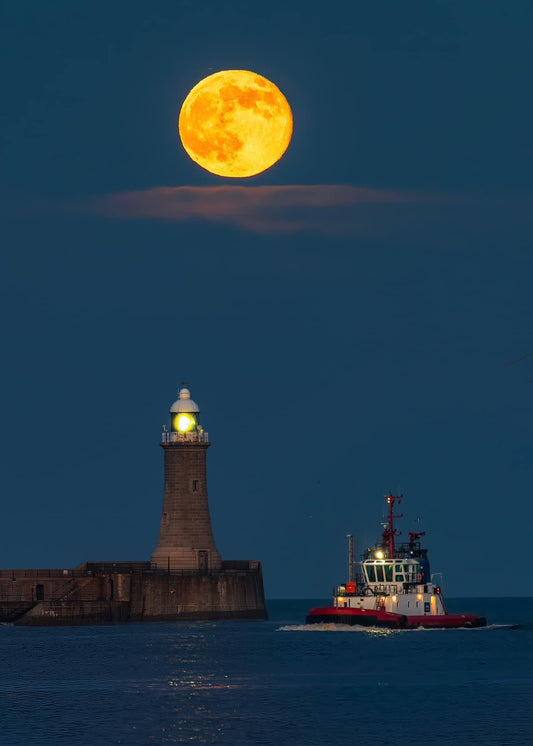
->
(277, 623), (521, 633)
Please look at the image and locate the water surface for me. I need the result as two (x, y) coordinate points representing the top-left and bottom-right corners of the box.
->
(1, 598), (532, 745)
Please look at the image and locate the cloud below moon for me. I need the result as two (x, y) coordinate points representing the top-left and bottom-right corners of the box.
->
(8, 184), (526, 240)
(82, 184), (426, 234)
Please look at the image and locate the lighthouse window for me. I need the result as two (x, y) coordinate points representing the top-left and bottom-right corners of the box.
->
(192, 480), (199, 492)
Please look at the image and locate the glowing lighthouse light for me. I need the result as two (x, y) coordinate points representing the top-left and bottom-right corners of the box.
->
(176, 413), (195, 432)
(170, 387), (200, 434)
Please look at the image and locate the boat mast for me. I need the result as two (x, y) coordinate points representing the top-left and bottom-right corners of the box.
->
(382, 493), (403, 558)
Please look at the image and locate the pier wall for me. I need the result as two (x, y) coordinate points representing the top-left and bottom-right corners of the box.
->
(0, 561), (267, 625)
(129, 570), (267, 621)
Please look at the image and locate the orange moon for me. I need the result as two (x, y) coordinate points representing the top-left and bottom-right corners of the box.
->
(178, 70), (293, 178)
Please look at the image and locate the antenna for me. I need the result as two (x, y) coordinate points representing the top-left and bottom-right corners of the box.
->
(347, 534), (354, 582)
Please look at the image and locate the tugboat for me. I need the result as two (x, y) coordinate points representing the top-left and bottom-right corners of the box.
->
(306, 494), (486, 629)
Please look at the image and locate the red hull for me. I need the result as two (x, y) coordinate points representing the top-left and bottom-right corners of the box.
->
(306, 606), (486, 629)
(306, 606), (406, 628)
(403, 613), (486, 628)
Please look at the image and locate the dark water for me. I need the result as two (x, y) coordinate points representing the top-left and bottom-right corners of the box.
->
(1, 598), (532, 745)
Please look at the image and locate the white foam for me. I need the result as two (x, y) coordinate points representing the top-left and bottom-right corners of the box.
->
(277, 622), (519, 633)
(277, 624), (396, 633)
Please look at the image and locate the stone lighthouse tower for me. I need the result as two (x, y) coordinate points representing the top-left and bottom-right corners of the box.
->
(151, 387), (222, 571)
(0, 383), (267, 624)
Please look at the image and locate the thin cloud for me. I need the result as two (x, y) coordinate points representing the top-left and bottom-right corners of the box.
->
(82, 184), (424, 234)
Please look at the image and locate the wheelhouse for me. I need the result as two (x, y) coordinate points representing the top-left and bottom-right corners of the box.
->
(363, 560), (421, 585)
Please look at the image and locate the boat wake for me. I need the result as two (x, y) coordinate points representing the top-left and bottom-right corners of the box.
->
(278, 623), (521, 633)
(278, 624), (398, 633)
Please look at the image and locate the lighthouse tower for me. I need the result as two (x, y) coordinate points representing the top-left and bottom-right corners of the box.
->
(151, 387), (222, 571)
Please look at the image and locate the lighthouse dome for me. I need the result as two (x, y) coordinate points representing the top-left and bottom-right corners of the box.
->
(170, 387), (200, 413)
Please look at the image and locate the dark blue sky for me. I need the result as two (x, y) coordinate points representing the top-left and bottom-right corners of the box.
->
(1, 1), (532, 597)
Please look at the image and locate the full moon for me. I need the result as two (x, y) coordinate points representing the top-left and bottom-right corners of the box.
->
(178, 70), (293, 178)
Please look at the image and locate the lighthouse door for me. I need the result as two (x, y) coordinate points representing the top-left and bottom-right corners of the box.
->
(198, 551), (208, 572)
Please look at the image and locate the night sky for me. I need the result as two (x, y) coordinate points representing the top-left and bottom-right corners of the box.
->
(1, 1), (532, 598)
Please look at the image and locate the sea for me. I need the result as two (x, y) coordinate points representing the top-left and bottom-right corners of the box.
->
(1, 598), (532, 746)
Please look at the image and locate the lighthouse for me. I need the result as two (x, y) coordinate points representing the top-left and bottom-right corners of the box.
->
(0, 383), (267, 624)
(151, 386), (222, 571)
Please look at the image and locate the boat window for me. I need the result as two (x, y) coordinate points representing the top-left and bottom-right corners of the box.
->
(366, 565), (376, 582)
(395, 564), (403, 572)
(395, 575), (403, 582)
(375, 565), (385, 582)
(384, 564), (393, 582)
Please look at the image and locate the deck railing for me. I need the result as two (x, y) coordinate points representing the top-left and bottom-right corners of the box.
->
(0, 560), (261, 579)
(161, 431), (209, 444)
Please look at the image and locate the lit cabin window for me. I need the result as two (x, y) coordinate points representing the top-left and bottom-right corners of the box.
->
(403, 564), (416, 581)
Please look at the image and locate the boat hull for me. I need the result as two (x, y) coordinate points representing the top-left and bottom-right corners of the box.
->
(305, 607), (406, 628)
(306, 606), (487, 629)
